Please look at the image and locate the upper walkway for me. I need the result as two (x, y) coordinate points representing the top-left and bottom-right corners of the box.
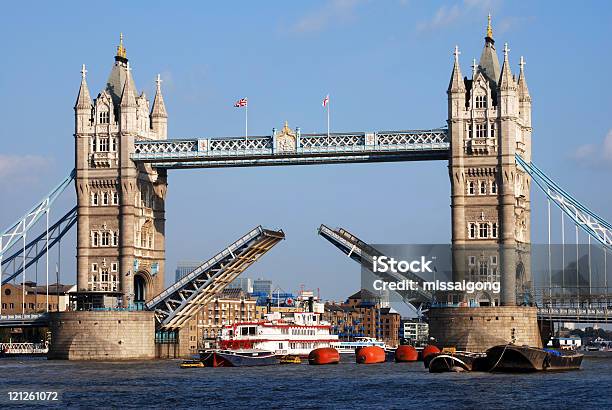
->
(131, 128), (449, 168)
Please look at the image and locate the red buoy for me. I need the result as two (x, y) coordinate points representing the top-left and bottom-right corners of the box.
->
(356, 346), (386, 364)
(395, 345), (418, 362)
(308, 347), (340, 365)
(422, 345), (440, 360)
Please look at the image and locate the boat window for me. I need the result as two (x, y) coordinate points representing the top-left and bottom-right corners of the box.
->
(240, 327), (248, 336)
(248, 326), (256, 335)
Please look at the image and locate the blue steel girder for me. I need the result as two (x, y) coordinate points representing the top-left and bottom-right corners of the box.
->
(318, 224), (432, 308)
(1, 206), (77, 285)
(131, 129), (449, 169)
(0, 170), (75, 259)
(516, 155), (612, 251)
(145, 226), (285, 330)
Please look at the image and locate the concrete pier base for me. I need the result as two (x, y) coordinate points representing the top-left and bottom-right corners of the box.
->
(428, 306), (542, 352)
(48, 311), (155, 360)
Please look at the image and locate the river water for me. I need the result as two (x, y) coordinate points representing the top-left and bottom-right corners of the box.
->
(1, 356), (611, 408)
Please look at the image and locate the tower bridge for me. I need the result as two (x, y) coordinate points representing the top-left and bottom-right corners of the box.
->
(1, 18), (611, 356)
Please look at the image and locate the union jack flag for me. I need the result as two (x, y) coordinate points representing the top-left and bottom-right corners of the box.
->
(322, 94), (329, 107)
(234, 98), (248, 107)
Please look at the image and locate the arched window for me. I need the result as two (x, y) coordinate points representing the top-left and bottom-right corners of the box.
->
(112, 191), (119, 205)
(468, 181), (475, 195)
(91, 192), (99, 206)
(469, 223), (476, 239)
(101, 231), (110, 246)
(492, 223), (498, 238)
(475, 95), (486, 109)
(479, 181), (487, 195)
(102, 192), (109, 205)
(112, 231), (119, 246)
(479, 223), (489, 238)
(491, 180), (497, 194)
(99, 110), (110, 124)
(92, 232), (99, 247)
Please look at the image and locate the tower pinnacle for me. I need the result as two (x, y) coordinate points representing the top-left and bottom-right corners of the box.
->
(151, 73), (167, 118)
(498, 42), (516, 91)
(120, 61), (137, 108)
(448, 45), (465, 93)
(518, 56), (530, 101)
(115, 32), (127, 63)
(75, 63), (92, 109)
(486, 14), (493, 40)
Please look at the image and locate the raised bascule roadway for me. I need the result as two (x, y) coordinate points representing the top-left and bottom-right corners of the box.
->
(0, 18), (611, 355)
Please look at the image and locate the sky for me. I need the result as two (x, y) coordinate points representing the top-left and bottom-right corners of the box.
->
(0, 1), (611, 304)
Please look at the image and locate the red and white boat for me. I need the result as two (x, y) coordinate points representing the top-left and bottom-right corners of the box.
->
(217, 312), (339, 357)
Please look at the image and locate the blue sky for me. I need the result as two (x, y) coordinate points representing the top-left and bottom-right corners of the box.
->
(0, 1), (611, 302)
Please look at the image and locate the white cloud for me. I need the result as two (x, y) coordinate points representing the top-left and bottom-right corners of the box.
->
(573, 130), (612, 167)
(0, 154), (52, 184)
(294, 0), (363, 33)
(417, 0), (500, 32)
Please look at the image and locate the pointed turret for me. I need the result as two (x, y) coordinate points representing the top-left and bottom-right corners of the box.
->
(478, 14), (501, 85)
(120, 62), (137, 108)
(106, 33), (137, 106)
(120, 62), (138, 134)
(151, 74), (167, 118)
(75, 64), (92, 109)
(151, 74), (168, 139)
(448, 45), (466, 93)
(498, 43), (516, 91)
(517, 56), (530, 101)
(75, 64), (93, 134)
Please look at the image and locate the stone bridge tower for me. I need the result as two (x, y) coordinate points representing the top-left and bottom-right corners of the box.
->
(74, 35), (168, 307)
(447, 16), (532, 308)
(429, 17), (540, 351)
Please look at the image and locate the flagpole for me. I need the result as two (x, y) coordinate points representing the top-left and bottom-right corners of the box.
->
(245, 102), (248, 139)
(327, 98), (330, 138)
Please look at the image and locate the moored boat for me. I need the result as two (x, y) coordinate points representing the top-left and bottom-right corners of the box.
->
(217, 312), (339, 358)
(427, 351), (489, 373)
(486, 344), (583, 372)
(279, 354), (302, 364)
(180, 359), (205, 368)
(200, 349), (280, 367)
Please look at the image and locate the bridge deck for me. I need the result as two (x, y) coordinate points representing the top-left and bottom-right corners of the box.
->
(132, 129), (449, 168)
(145, 225), (284, 330)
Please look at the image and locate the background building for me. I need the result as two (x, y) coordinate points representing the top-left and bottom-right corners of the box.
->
(1, 282), (75, 313)
(227, 277), (253, 293)
(174, 261), (202, 282)
(324, 289), (401, 347)
(400, 319), (429, 345)
(190, 288), (257, 351)
(253, 278), (273, 296)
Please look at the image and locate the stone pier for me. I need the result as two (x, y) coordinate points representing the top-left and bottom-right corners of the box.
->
(428, 306), (542, 352)
(48, 311), (155, 360)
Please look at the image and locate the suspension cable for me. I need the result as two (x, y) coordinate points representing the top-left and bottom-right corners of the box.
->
(547, 191), (552, 300)
(46, 209), (49, 312)
(562, 212), (565, 298)
(576, 225), (580, 305)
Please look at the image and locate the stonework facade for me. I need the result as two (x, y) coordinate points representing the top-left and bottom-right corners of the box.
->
(447, 18), (532, 307)
(48, 311), (155, 360)
(74, 36), (168, 306)
(428, 307), (542, 352)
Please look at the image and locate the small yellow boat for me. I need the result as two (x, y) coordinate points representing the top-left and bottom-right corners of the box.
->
(279, 355), (301, 364)
(180, 360), (205, 368)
